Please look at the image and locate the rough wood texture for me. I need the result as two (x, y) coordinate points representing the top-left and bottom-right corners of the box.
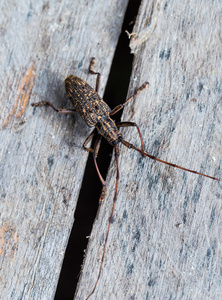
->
(76, 1), (221, 299)
(0, 0), (128, 299)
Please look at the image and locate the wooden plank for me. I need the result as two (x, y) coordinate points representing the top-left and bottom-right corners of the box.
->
(76, 0), (222, 299)
(0, 0), (128, 299)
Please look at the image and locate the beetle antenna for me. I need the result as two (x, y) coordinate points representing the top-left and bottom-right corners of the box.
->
(121, 139), (220, 181)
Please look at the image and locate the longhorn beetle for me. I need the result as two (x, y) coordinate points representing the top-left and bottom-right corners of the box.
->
(32, 58), (220, 299)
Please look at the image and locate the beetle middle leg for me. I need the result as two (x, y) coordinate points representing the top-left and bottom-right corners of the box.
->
(83, 128), (97, 153)
(93, 135), (107, 201)
(83, 130), (107, 201)
(89, 57), (101, 93)
(93, 135), (105, 186)
(116, 121), (145, 153)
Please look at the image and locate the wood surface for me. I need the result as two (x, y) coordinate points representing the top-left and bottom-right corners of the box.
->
(76, 1), (222, 300)
(0, 0), (128, 299)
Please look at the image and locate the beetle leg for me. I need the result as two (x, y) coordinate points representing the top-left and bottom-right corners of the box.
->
(83, 131), (107, 200)
(109, 82), (149, 116)
(93, 135), (105, 186)
(83, 128), (97, 153)
(89, 57), (101, 93)
(31, 101), (76, 113)
(93, 135), (107, 201)
(116, 121), (145, 154)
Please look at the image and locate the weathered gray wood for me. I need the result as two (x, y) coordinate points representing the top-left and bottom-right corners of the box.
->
(0, 0), (128, 299)
(76, 1), (221, 299)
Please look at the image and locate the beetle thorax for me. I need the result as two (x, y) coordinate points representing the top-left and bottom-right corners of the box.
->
(96, 116), (122, 146)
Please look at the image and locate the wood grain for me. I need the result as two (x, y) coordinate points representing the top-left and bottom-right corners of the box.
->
(0, 0), (128, 299)
(77, 1), (221, 299)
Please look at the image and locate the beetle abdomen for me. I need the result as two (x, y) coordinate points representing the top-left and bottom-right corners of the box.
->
(65, 76), (111, 127)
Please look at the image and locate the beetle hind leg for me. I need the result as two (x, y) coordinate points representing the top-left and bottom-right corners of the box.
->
(31, 101), (76, 114)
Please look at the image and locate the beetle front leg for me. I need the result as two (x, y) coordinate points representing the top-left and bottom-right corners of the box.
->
(110, 82), (149, 116)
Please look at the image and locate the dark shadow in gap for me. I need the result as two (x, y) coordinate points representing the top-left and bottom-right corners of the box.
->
(54, 1), (141, 299)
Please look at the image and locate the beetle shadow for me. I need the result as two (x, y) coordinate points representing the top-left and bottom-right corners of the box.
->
(33, 69), (90, 149)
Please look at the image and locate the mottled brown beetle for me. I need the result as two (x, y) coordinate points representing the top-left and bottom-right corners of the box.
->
(32, 58), (220, 300)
